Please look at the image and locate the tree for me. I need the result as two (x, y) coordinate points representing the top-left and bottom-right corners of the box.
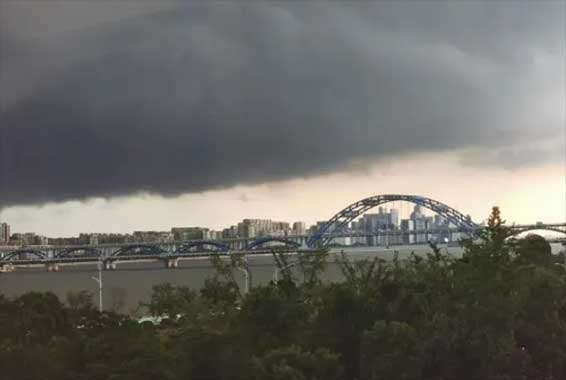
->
(210, 253), (250, 299)
(251, 345), (343, 380)
(66, 290), (95, 311)
(514, 234), (553, 266)
(239, 285), (308, 353)
(143, 283), (196, 319)
(171, 321), (248, 380)
(12, 292), (69, 344)
(462, 206), (512, 265)
(200, 277), (240, 308)
(359, 321), (422, 380)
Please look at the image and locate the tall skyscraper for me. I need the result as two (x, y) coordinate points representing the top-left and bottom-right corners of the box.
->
(359, 208), (399, 233)
(0, 223), (10, 245)
(390, 208), (400, 227)
(410, 205), (425, 220)
(292, 222), (306, 235)
(171, 227), (211, 241)
(235, 219), (290, 238)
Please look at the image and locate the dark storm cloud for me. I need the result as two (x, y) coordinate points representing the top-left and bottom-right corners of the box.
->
(0, 2), (563, 207)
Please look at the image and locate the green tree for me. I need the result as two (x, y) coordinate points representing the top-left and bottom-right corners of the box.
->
(514, 234), (553, 266)
(13, 292), (69, 344)
(359, 321), (422, 380)
(239, 285), (308, 353)
(251, 345), (343, 380)
(144, 283), (196, 319)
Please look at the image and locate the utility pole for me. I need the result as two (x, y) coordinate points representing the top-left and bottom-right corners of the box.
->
(91, 259), (103, 312)
(236, 254), (251, 295)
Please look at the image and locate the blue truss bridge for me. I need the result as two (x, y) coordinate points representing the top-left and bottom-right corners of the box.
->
(1, 194), (564, 272)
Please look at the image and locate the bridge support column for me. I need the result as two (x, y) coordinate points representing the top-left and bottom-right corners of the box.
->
(46, 263), (60, 272)
(103, 261), (116, 270)
(164, 258), (179, 269)
(0, 264), (15, 273)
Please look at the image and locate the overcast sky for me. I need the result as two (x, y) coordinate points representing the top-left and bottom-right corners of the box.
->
(0, 1), (564, 236)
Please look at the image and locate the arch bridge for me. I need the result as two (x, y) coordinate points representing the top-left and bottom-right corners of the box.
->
(510, 224), (566, 237)
(308, 194), (478, 248)
(55, 247), (102, 259)
(111, 244), (166, 257)
(175, 240), (230, 254)
(246, 237), (301, 251)
(1, 249), (47, 262)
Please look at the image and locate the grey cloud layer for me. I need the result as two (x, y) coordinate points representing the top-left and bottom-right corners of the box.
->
(0, 2), (563, 207)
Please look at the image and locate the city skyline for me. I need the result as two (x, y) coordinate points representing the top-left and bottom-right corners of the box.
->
(0, 201), (469, 246)
(0, 203), (429, 240)
(2, 187), (563, 241)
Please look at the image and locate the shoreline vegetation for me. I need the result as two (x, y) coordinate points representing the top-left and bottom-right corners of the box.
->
(1, 208), (566, 379)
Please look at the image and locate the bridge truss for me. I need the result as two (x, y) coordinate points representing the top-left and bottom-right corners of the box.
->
(307, 194), (478, 248)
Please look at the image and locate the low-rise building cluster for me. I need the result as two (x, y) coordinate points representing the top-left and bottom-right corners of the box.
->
(0, 218), (308, 247)
(1, 206), (468, 247)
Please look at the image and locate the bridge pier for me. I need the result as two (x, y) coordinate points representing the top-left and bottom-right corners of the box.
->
(164, 258), (179, 269)
(46, 263), (60, 272)
(103, 260), (117, 270)
(0, 263), (15, 273)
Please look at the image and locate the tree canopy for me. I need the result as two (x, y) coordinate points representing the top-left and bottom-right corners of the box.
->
(0, 208), (565, 380)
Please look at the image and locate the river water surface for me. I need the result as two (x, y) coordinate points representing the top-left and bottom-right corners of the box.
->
(1, 244), (562, 315)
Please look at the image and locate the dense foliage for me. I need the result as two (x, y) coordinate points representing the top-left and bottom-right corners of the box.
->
(1, 208), (565, 380)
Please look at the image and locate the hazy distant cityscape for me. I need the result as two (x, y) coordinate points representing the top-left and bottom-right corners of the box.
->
(0, 204), (462, 247)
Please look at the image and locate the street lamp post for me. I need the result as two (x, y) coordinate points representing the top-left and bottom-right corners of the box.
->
(91, 259), (103, 312)
(236, 254), (251, 295)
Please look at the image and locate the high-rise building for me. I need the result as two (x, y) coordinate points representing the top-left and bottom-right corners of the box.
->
(359, 208), (399, 233)
(401, 219), (416, 244)
(292, 222), (306, 235)
(171, 227), (211, 241)
(407, 205), (437, 243)
(222, 226), (238, 239)
(0, 223), (10, 245)
(235, 219), (290, 238)
(390, 208), (400, 227)
(309, 221), (335, 235)
(11, 232), (47, 246)
(434, 214), (447, 227)
(410, 205), (425, 220)
(133, 231), (174, 243)
(347, 207), (401, 246)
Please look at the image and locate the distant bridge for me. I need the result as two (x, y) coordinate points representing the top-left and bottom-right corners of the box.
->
(307, 194), (478, 247)
(0, 194), (564, 271)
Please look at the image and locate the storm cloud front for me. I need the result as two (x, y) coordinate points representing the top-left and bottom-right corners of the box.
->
(0, 2), (563, 207)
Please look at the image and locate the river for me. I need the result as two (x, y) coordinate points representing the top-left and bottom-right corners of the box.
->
(0, 244), (562, 315)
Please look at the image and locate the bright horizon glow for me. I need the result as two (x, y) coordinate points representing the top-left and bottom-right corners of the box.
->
(2, 153), (564, 237)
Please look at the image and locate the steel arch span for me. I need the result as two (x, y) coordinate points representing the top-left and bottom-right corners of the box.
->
(307, 194), (478, 248)
(1, 249), (47, 262)
(511, 227), (566, 238)
(247, 237), (301, 251)
(55, 247), (102, 259)
(175, 240), (230, 254)
(112, 244), (166, 257)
